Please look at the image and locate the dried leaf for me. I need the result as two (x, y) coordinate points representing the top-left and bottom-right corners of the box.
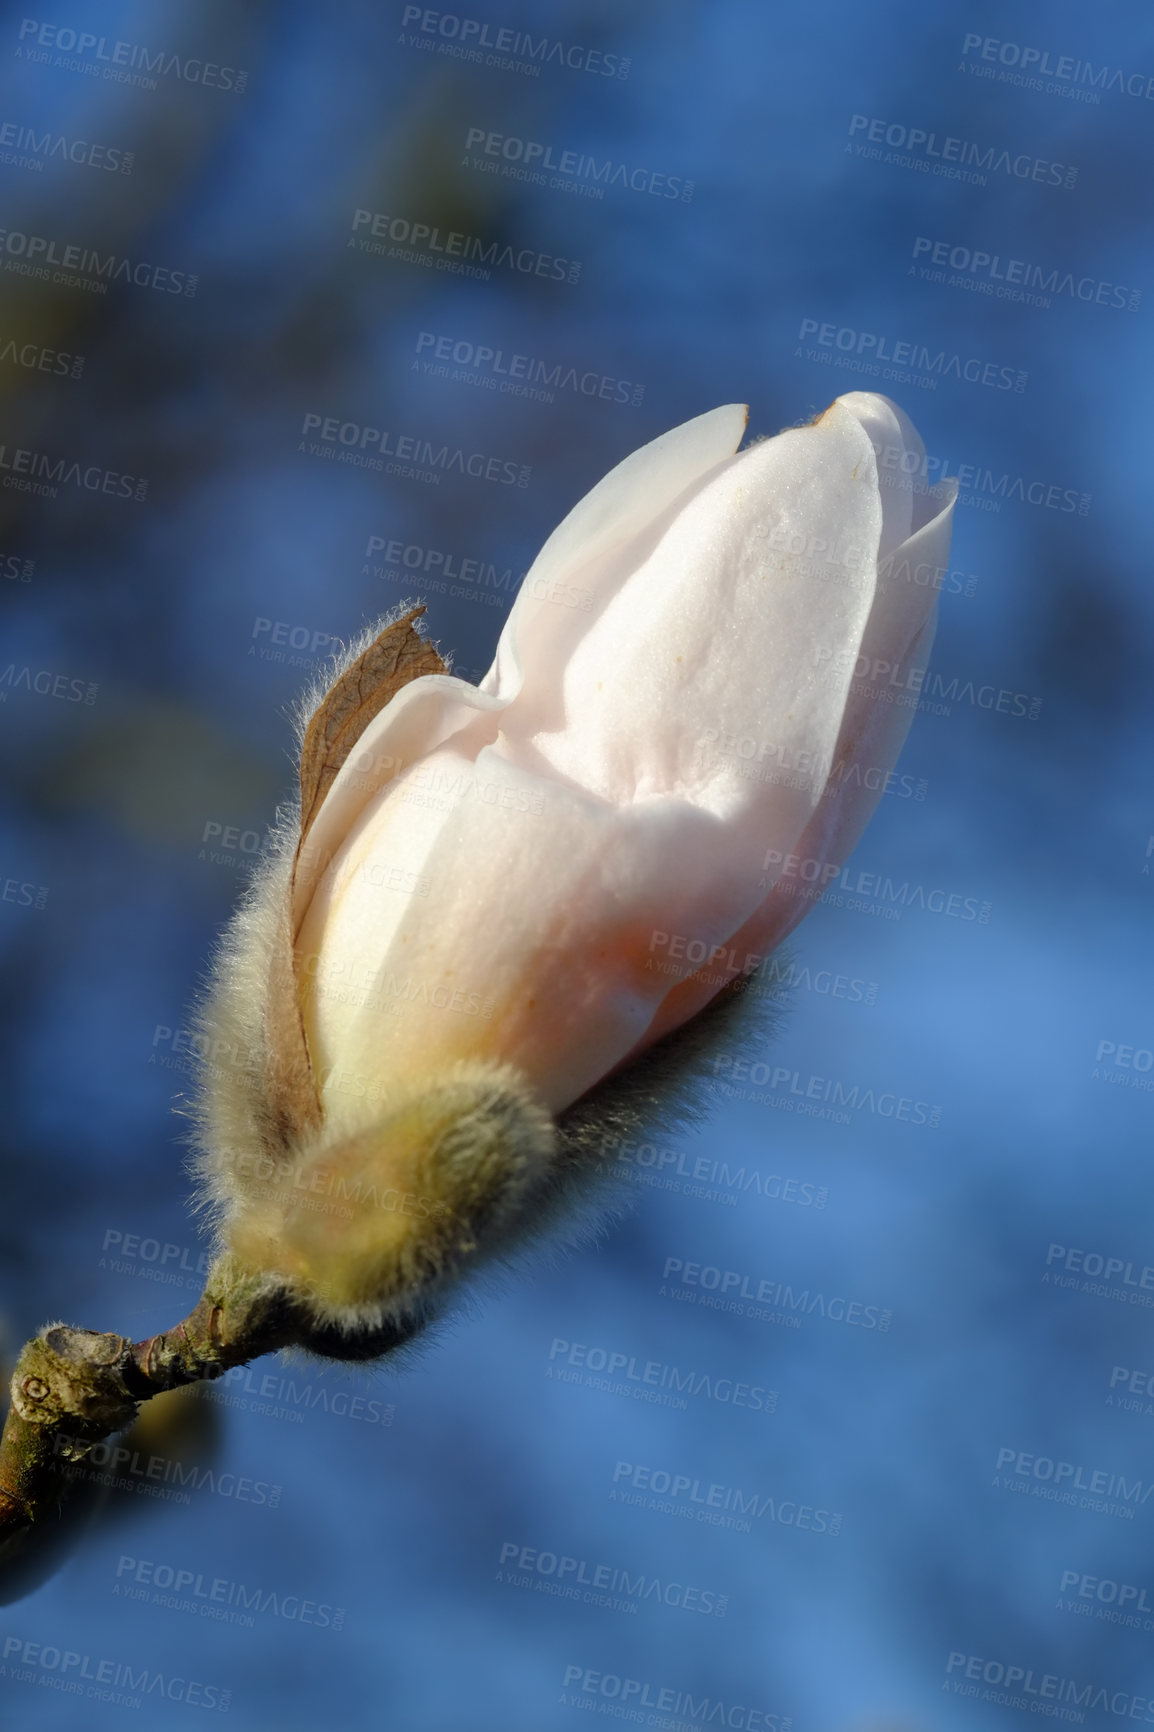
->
(297, 607), (447, 847)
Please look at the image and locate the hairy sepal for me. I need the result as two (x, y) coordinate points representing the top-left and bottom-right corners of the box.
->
(224, 1058), (557, 1334)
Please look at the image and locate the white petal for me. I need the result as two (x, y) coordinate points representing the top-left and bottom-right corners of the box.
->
(293, 674), (503, 934)
(297, 744), (751, 1117)
(626, 474), (957, 1060)
(507, 399), (882, 834)
(797, 475), (958, 878)
(478, 404), (749, 702)
(836, 391), (925, 561)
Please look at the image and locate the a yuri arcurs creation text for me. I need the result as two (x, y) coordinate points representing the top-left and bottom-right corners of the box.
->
(0, 392), (955, 1586)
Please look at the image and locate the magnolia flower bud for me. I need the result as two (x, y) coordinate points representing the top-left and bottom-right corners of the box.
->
(192, 392), (955, 1352)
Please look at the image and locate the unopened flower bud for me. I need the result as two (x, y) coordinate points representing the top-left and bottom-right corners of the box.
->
(191, 393), (954, 1351)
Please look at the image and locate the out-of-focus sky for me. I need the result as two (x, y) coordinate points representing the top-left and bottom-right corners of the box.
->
(1, 1), (1153, 1726)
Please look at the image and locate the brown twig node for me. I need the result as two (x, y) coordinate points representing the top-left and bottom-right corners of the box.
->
(0, 1255), (298, 1580)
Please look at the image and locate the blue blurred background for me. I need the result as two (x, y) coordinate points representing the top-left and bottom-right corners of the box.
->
(1, 0), (1153, 1725)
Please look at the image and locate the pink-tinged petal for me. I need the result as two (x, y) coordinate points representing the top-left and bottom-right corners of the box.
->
(836, 390), (923, 560)
(501, 401), (883, 828)
(791, 474), (958, 886)
(292, 674), (503, 933)
(624, 469), (957, 1061)
(297, 744), (759, 1118)
(478, 404), (749, 703)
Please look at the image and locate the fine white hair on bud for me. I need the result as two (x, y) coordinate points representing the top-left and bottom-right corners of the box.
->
(186, 394), (954, 1356)
(226, 1057), (558, 1329)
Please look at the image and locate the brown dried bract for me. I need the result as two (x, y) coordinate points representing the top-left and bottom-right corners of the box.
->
(297, 606), (446, 847)
(261, 610), (449, 1145)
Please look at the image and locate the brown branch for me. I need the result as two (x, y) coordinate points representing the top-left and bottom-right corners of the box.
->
(0, 1254), (300, 1579)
